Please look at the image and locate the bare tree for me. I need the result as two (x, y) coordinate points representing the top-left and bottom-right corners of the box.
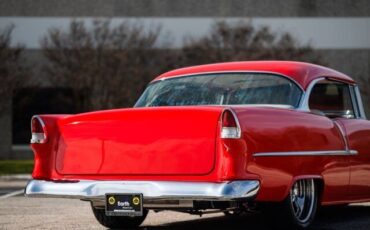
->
(180, 21), (325, 67)
(0, 25), (26, 113)
(42, 20), (163, 111)
(41, 20), (327, 112)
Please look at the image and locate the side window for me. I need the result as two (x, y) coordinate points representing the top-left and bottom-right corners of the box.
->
(309, 81), (355, 118)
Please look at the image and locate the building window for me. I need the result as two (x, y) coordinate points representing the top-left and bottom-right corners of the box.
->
(12, 88), (80, 144)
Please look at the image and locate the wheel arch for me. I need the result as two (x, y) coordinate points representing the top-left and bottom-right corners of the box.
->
(284, 175), (324, 201)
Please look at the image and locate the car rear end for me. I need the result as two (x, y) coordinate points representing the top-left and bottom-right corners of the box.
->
(25, 69), (308, 228)
(25, 106), (259, 217)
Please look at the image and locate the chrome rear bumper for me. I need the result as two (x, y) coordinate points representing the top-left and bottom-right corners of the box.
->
(25, 180), (259, 202)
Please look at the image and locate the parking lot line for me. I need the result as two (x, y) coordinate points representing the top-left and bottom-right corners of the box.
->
(0, 189), (24, 199)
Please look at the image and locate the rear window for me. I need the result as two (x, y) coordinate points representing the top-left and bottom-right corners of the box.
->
(135, 73), (302, 107)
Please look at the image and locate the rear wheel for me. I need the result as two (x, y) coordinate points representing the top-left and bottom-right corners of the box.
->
(91, 204), (148, 229)
(265, 179), (318, 229)
(288, 179), (317, 227)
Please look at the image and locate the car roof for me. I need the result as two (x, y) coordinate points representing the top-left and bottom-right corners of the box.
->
(153, 61), (355, 90)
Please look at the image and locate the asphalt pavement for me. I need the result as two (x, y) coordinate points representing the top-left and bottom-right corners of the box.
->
(0, 178), (369, 229)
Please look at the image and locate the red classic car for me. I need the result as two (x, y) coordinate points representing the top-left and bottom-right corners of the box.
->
(26, 61), (370, 229)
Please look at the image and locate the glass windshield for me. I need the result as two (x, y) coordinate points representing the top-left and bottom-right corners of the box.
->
(135, 73), (302, 107)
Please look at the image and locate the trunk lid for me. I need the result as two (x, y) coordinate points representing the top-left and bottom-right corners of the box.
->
(55, 106), (222, 175)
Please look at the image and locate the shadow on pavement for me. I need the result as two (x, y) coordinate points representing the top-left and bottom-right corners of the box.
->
(140, 205), (370, 230)
(314, 205), (370, 229)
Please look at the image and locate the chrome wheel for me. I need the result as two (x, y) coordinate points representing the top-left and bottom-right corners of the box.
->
(290, 179), (316, 224)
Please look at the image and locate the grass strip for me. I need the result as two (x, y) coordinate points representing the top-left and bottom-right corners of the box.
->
(0, 160), (33, 175)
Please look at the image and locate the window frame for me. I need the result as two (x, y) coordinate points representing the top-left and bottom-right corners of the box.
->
(354, 85), (367, 119)
(306, 78), (361, 119)
(135, 71), (304, 108)
(349, 85), (360, 118)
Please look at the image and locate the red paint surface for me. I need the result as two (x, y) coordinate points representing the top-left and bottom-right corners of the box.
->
(155, 61), (355, 90)
(336, 118), (370, 200)
(232, 107), (350, 203)
(55, 107), (221, 175)
(30, 61), (370, 206)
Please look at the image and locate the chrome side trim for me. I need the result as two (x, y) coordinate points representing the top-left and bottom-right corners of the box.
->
(25, 180), (260, 201)
(253, 150), (358, 157)
(333, 120), (350, 151)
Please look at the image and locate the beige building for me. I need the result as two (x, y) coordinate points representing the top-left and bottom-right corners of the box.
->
(0, 0), (369, 159)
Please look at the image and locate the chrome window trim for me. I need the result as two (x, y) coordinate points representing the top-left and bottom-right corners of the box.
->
(299, 77), (364, 120)
(349, 85), (360, 118)
(298, 78), (325, 111)
(354, 85), (367, 119)
(145, 70), (305, 108)
(156, 70), (305, 92)
(150, 72), (366, 119)
(253, 150), (358, 157)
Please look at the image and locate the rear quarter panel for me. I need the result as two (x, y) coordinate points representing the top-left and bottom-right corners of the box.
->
(232, 107), (350, 204)
(31, 115), (70, 180)
(31, 107), (245, 182)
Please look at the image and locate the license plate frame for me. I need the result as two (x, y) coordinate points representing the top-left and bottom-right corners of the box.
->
(105, 193), (143, 216)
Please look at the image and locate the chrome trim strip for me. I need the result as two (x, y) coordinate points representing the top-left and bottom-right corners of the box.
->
(156, 70), (305, 93)
(333, 120), (350, 152)
(298, 77), (325, 111)
(253, 150), (358, 157)
(349, 85), (360, 118)
(349, 150), (359, 155)
(25, 180), (260, 201)
(354, 85), (367, 119)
